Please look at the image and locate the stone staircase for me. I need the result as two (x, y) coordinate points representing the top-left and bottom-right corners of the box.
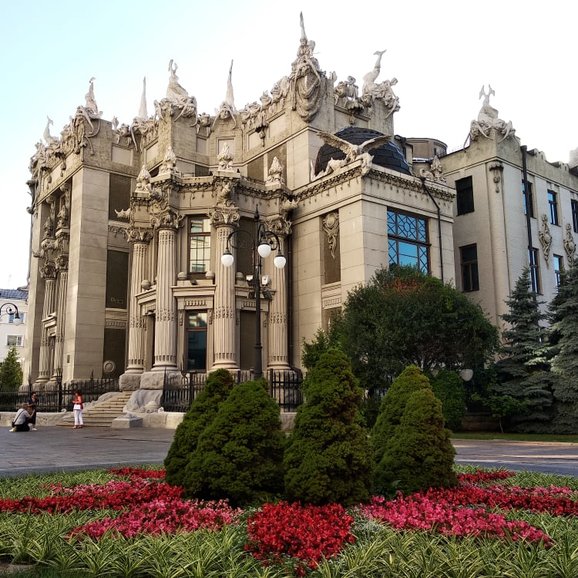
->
(58, 391), (133, 428)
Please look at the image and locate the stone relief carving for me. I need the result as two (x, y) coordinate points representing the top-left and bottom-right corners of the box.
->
(420, 155), (446, 184)
(154, 60), (197, 122)
(564, 223), (576, 260)
(489, 162), (504, 194)
(159, 145), (178, 174)
(217, 143), (234, 171)
(313, 130), (391, 178)
(469, 85), (515, 145)
(210, 204), (240, 227)
(266, 156), (285, 186)
(56, 185), (70, 230)
(214, 179), (236, 206)
(539, 214), (552, 266)
(134, 165), (153, 196)
(360, 50), (400, 117)
(322, 211), (339, 259)
(213, 61), (237, 131)
(289, 13), (323, 122)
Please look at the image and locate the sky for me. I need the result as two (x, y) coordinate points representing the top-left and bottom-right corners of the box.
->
(0, 0), (576, 289)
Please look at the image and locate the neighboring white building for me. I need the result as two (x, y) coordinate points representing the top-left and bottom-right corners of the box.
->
(438, 87), (578, 326)
(0, 288), (28, 369)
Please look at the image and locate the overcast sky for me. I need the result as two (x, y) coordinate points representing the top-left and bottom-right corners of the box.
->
(0, 0), (575, 289)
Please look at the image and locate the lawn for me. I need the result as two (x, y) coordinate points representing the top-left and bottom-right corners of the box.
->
(0, 466), (577, 577)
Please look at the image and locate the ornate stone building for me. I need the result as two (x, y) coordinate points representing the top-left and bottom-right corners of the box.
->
(438, 86), (578, 326)
(23, 18), (455, 393)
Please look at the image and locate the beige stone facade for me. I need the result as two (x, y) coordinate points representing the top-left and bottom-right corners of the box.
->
(23, 23), (455, 391)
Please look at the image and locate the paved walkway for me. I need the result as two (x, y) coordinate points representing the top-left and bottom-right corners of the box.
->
(2, 425), (578, 479)
(0, 425), (176, 477)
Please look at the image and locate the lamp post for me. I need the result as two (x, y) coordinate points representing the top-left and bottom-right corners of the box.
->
(221, 208), (286, 379)
(0, 302), (21, 325)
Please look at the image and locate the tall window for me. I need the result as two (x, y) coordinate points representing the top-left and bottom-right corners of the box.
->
(109, 174), (131, 221)
(572, 199), (578, 233)
(529, 247), (541, 294)
(186, 312), (207, 371)
(106, 250), (129, 309)
(456, 176), (474, 215)
(189, 217), (211, 274)
(460, 244), (479, 292)
(387, 210), (429, 273)
(522, 180), (535, 218)
(548, 190), (559, 225)
(553, 254), (563, 288)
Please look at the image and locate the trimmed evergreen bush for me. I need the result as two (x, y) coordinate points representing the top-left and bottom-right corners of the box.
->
(284, 349), (373, 506)
(374, 387), (457, 495)
(184, 379), (285, 506)
(164, 368), (235, 487)
(430, 370), (467, 431)
(371, 365), (431, 465)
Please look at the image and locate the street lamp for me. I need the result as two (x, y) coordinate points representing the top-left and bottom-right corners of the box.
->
(0, 302), (21, 325)
(221, 207), (286, 379)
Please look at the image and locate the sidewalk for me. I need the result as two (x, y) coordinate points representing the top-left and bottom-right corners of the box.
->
(0, 425), (176, 478)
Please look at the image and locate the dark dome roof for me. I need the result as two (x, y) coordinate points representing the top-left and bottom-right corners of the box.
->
(315, 127), (411, 176)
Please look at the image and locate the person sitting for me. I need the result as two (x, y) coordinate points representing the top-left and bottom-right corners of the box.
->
(10, 404), (32, 432)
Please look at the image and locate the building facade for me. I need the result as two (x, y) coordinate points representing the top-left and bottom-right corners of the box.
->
(0, 288), (28, 366)
(438, 88), (578, 326)
(23, 21), (455, 395)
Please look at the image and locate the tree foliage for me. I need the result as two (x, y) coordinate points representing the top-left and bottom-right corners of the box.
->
(547, 259), (578, 432)
(184, 379), (285, 506)
(494, 268), (554, 431)
(0, 346), (23, 391)
(372, 366), (456, 495)
(430, 370), (467, 431)
(336, 266), (498, 392)
(164, 369), (235, 488)
(284, 350), (373, 505)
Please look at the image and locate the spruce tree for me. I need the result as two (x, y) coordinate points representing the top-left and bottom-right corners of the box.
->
(184, 379), (285, 506)
(164, 368), (235, 487)
(494, 268), (553, 432)
(372, 366), (456, 495)
(284, 349), (373, 506)
(548, 258), (578, 432)
(376, 388), (456, 494)
(0, 346), (23, 391)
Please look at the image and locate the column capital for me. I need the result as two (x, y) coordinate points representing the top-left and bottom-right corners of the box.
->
(127, 227), (153, 243)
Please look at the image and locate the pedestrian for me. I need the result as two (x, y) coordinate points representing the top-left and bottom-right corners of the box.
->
(10, 403), (32, 432)
(72, 390), (84, 429)
(27, 391), (39, 431)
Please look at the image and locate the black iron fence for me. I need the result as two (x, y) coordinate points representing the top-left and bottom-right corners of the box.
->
(161, 368), (304, 412)
(0, 376), (119, 413)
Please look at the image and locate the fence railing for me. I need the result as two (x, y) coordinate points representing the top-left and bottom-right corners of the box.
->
(161, 369), (304, 413)
(0, 377), (119, 413)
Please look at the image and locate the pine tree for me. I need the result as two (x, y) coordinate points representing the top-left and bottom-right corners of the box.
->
(494, 268), (553, 432)
(0, 346), (23, 391)
(548, 258), (578, 432)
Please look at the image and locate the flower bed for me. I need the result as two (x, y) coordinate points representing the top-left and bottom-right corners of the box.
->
(0, 467), (576, 575)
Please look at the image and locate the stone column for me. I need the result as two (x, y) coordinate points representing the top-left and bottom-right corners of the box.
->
(125, 233), (151, 374)
(153, 223), (178, 371)
(37, 272), (56, 384)
(51, 258), (68, 380)
(267, 249), (290, 370)
(211, 223), (238, 369)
